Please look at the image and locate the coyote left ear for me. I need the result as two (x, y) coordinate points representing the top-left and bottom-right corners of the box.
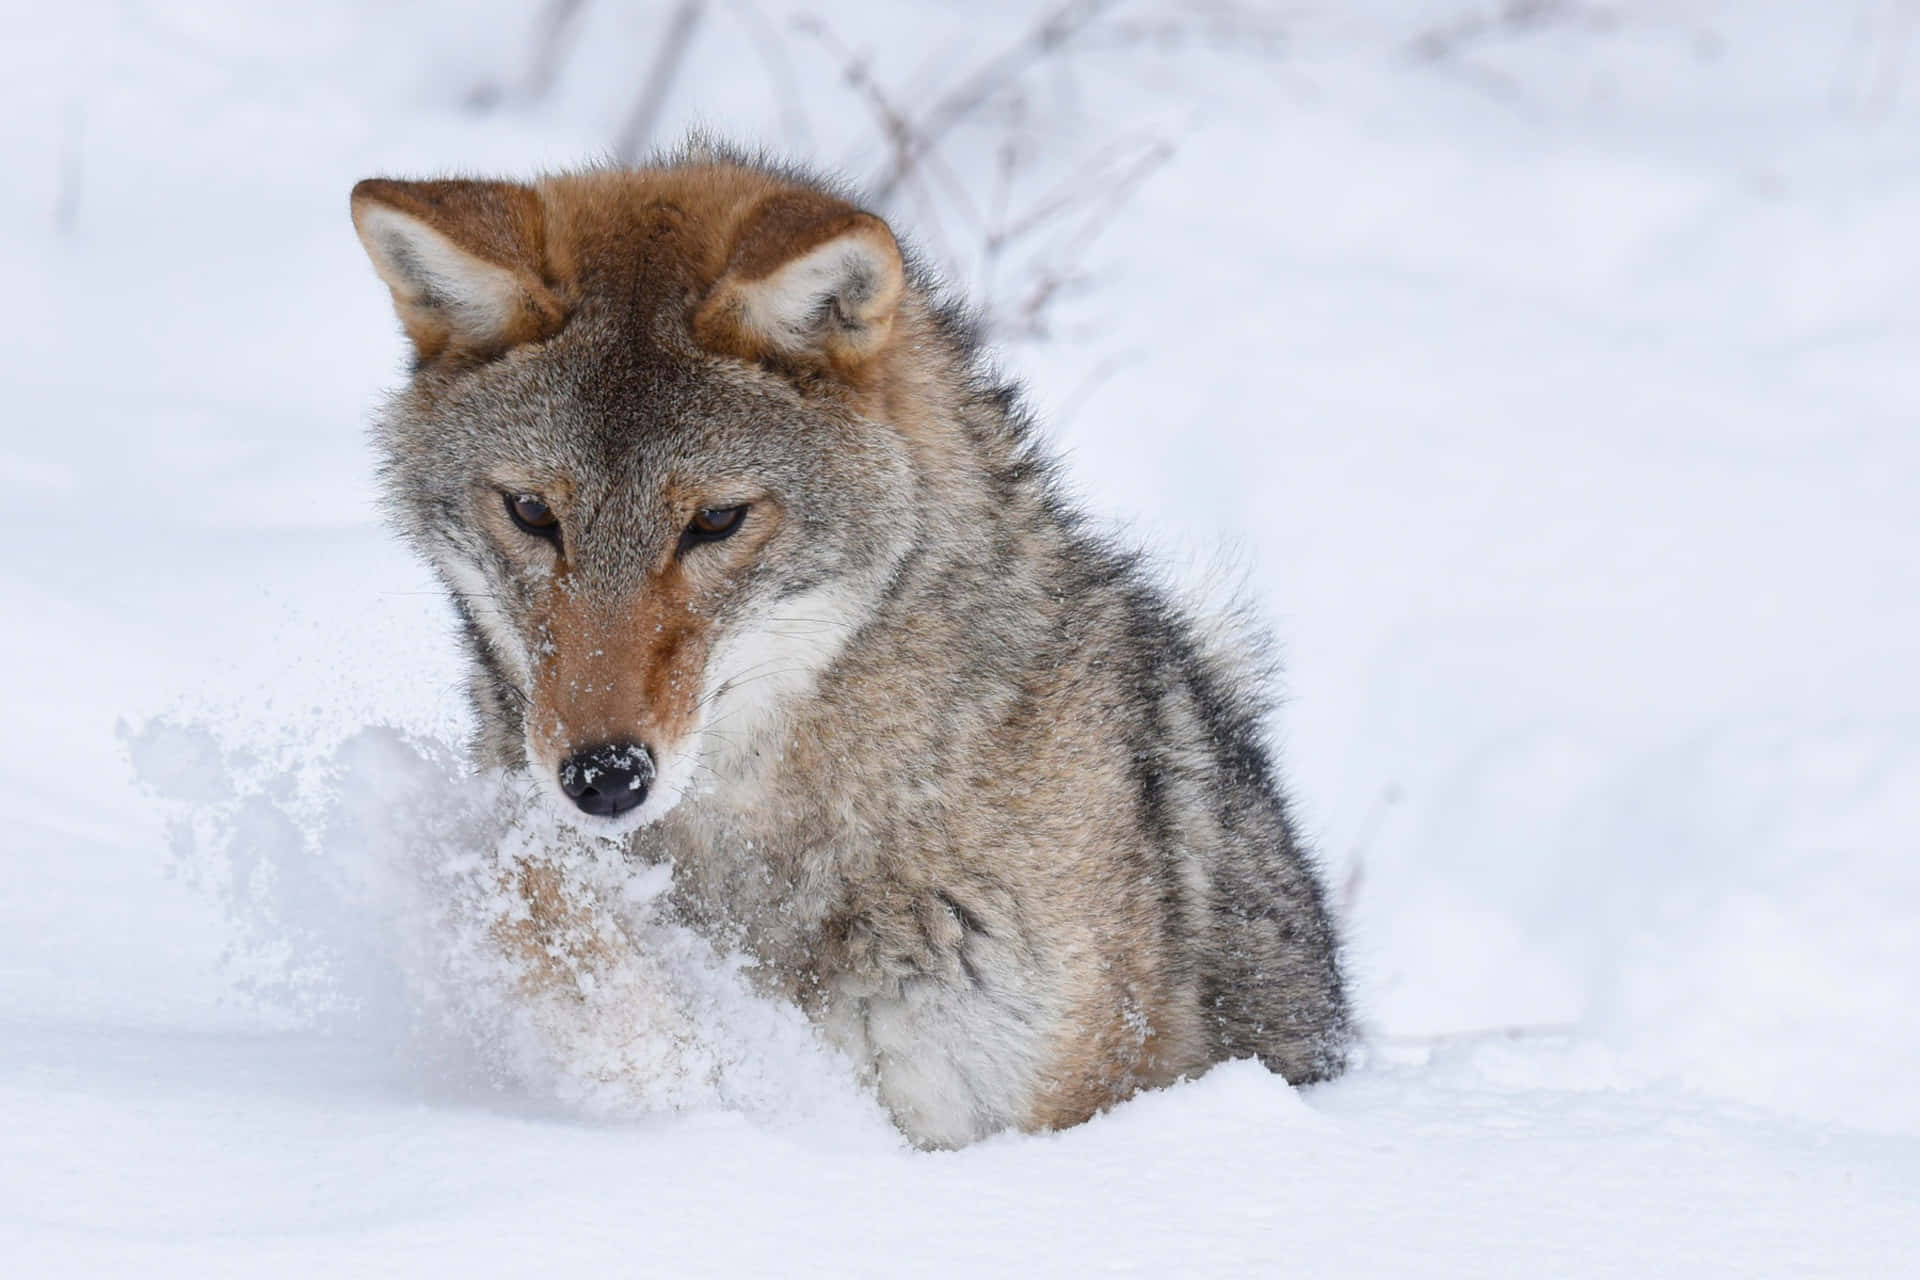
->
(695, 193), (905, 378)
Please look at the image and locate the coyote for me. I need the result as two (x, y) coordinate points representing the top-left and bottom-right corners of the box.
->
(351, 145), (1351, 1147)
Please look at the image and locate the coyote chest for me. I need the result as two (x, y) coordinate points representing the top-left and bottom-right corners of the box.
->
(664, 798), (1168, 1150)
(352, 148), (1353, 1147)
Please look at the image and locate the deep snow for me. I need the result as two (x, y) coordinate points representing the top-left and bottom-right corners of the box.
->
(3, 1), (1918, 1274)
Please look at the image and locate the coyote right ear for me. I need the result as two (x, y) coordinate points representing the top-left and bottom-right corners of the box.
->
(694, 191), (905, 381)
(350, 179), (566, 361)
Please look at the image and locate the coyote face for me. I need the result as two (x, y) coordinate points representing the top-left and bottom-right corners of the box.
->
(381, 319), (917, 829)
(357, 167), (916, 829)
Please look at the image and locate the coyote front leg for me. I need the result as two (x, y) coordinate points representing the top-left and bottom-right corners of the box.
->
(495, 856), (630, 998)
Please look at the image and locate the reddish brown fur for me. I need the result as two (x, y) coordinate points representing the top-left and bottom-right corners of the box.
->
(355, 166), (905, 379)
(349, 179), (568, 361)
(1028, 962), (1185, 1130)
(527, 563), (714, 770)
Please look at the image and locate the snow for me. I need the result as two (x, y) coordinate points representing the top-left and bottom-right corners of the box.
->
(4, 1), (1918, 1273)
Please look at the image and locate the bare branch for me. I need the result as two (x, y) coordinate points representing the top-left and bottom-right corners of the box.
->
(523, 0), (591, 101)
(467, 0), (589, 111)
(726, 0), (814, 150)
(867, 0), (1123, 204)
(613, 0), (708, 164)
(1084, 0), (1290, 56)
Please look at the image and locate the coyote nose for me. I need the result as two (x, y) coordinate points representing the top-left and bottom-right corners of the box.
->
(558, 742), (654, 818)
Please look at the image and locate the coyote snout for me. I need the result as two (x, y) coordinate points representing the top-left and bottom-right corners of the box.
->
(520, 561), (721, 827)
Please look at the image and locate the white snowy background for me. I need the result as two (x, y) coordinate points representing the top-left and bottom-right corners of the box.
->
(3, 1), (1918, 1274)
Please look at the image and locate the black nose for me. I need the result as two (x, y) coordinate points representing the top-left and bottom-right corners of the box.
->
(557, 742), (654, 818)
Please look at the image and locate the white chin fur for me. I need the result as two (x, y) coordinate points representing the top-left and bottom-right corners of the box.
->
(695, 584), (860, 769)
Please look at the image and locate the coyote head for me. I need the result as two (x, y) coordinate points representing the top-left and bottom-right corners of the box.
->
(351, 157), (927, 829)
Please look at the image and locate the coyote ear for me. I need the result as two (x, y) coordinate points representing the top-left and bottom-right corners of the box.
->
(694, 193), (905, 378)
(350, 179), (566, 361)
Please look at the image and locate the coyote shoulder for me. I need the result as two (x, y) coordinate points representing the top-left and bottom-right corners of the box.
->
(351, 145), (1351, 1147)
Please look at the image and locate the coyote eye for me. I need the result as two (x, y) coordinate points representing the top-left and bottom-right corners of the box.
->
(680, 504), (748, 553)
(506, 493), (559, 537)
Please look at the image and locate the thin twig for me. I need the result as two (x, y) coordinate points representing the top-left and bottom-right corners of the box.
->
(614, 0), (707, 163)
(467, 0), (588, 110)
(523, 0), (590, 101)
(868, 0), (1122, 203)
(727, 0), (813, 150)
